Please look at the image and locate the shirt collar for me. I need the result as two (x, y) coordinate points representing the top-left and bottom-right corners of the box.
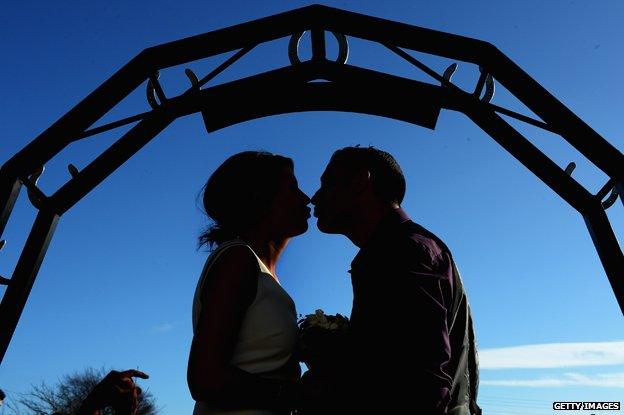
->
(350, 207), (411, 272)
(368, 206), (411, 241)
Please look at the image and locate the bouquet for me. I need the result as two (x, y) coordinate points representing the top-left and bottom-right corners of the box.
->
(297, 309), (350, 375)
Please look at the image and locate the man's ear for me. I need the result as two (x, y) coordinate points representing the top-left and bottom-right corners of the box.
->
(351, 168), (372, 194)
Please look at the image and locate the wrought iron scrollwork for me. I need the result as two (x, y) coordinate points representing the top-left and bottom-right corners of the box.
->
(593, 178), (620, 210)
(288, 30), (349, 65)
(598, 181), (619, 209)
(567, 166), (619, 209)
(479, 67), (495, 103)
(601, 187), (619, 209)
(185, 68), (200, 88)
(472, 67), (495, 103)
(21, 166), (46, 210)
(67, 164), (80, 179)
(442, 63), (458, 84)
(565, 162), (576, 176)
(146, 71), (167, 110)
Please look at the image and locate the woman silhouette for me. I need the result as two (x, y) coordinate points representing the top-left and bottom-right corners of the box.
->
(188, 151), (311, 415)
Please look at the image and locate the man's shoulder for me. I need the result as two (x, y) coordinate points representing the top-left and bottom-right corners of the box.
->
(354, 216), (451, 271)
(394, 220), (447, 259)
(361, 221), (452, 276)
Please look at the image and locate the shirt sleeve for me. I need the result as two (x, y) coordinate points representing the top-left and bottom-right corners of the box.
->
(401, 239), (452, 368)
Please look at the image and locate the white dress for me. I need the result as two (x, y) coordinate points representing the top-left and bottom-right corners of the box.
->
(192, 240), (299, 415)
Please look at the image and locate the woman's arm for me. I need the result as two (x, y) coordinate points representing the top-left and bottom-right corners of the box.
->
(187, 245), (299, 410)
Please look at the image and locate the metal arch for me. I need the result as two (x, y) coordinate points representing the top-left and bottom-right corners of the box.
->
(1, 4), (620, 186)
(0, 4), (623, 365)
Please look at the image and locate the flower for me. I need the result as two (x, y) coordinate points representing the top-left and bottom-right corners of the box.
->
(298, 309), (349, 331)
(297, 309), (350, 372)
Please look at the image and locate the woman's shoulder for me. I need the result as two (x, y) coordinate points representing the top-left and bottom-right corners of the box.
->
(195, 241), (261, 310)
(192, 242), (262, 327)
(208, 241), (260, 279)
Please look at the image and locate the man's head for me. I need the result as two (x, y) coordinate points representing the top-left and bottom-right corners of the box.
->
(311, 146), (405, 235)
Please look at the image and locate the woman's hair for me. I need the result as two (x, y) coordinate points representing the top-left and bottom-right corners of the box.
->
(197, 151), (294, 250)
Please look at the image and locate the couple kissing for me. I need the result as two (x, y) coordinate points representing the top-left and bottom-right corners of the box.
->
(187, 146), (481, 415)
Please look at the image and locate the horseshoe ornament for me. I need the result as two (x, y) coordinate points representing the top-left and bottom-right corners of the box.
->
(146, 71), (162, 110)
(288, 31), (349, 65)
(442, 63), (458, 84)
(602, 187), (619, 209)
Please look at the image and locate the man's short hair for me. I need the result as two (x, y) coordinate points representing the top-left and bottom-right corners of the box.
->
(330, 146), (406, 205)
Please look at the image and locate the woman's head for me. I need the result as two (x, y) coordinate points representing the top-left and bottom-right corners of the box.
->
(198, 151), (310, 249)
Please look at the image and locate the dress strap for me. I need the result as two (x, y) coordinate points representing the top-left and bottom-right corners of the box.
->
(217, 240), (279, 285)
(197, 240), (252, 295)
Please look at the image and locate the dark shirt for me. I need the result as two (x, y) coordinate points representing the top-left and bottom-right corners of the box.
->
(343, 208), (479, 414)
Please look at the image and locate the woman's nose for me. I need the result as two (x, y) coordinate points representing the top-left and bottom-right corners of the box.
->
(310, 190), (319, 205)
(299, 189), (311, 204)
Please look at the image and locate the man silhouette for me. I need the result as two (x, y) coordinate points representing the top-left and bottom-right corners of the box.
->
(309, 146), (481, 414)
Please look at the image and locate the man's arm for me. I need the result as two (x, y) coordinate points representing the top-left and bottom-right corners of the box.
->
(393, 239), (453, 407)
(351, 238), (453, 411)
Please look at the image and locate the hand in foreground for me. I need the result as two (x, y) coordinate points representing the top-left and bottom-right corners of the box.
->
(77, 369), (149, 415)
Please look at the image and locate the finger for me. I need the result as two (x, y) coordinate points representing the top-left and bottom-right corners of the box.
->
(101, 370), (120, 383)
(106, 370), (121, 379)
(119, 379), (136, 390)
(118, 369), (149, 379)
(115, 379), (137, 393)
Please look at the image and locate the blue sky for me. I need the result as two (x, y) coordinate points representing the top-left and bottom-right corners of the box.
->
(1, 1), (623, 414)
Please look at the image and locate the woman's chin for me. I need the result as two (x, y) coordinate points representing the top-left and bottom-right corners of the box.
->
(290, 221), (309, 237)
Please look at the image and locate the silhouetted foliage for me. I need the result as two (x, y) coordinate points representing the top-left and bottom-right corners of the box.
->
(10, 368), (157, 415)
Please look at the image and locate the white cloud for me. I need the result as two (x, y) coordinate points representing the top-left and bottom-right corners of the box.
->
(479, 341), (624, 369)
(151, 323), (175, 333)
(482, 372), (624, 388)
